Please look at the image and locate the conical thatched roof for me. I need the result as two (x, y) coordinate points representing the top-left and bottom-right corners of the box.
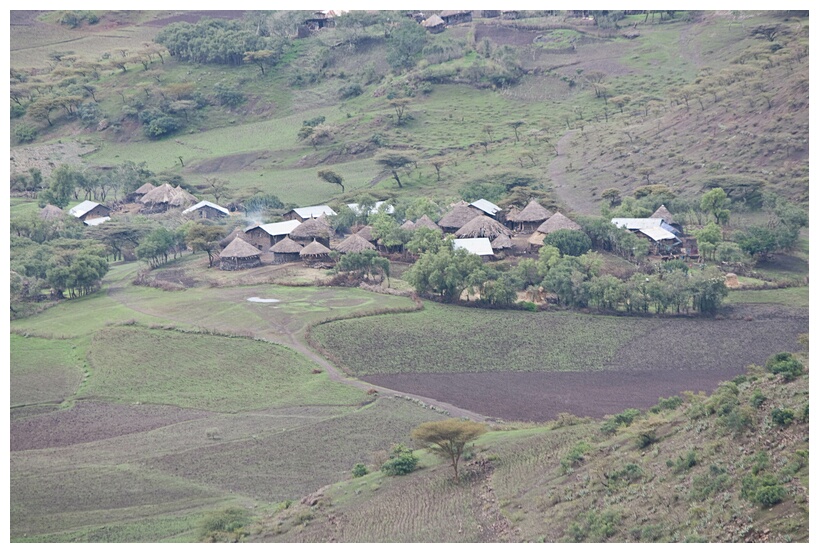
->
(505, 206), (519, 221)
(422, 14), (444, 27)
(455, 215), (512, 239)
(509, 200), (552, 223)
(300, 239), (332, 257)
(650, 204), (674, 224)
(438, 203), (482, 230)
(171, 185), (198, 207)
(291, 217), (331, 240)
(269, 237), (304, 253)
(528, 231), (547, 247)
(536, 212), (581, 234)
(491, 233), (513, 250)
(39, 204), (63, 220)
(334, 233), (377, 253)
(220, 226), (248, 248)
(414, 214), (442, 232)
(356, 225), (375, 242)
(133, 182), (156, 195)
(400, 220), (416, 231)
(220, 236), (261, 258)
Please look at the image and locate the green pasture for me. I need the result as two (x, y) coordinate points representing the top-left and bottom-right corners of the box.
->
(724, 286), (809, 309)
(312, 301), (646, 376)
(10, 335), (85, 406)
(83, 326), (364, 411)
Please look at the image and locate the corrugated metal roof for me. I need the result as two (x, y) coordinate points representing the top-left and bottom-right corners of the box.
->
(611, 217), (664, 230)
(293, 205), (337, 218)
(453, 237), (494, 256)
(347, 201), (394, 215)
(183, 200), (230, 215)
(68, 200), (100, 218)
(469, 199), (502, 217)
(245, 219), (302, 236)
(639, 227), (678, 242)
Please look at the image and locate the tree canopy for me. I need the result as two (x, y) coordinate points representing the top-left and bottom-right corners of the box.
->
(411, 419), (488, 481)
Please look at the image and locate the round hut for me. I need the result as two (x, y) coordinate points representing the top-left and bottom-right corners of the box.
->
(220, 226), (249, 248)
(39, 204), (64, 220)
(438, 201), (482, 233)
(491, 233), (513, 251)
(529, 212), (581, 248)
(300, 239), (333, 265)
(127, 182), (156, 203)
(290, 217), (332, 247)
(413, 214), (442, 233)
(400, 220), (416, 231)
(455, 215), (512, 240)
(219, 236), (262, 271)
(334, 233), (377, 254)
(140, 183), (198, 213)
(507, 200), (552, 232)
(269, 237), (303, 264)
(355, 225), (375, 243)
(650, 204), (674, 224)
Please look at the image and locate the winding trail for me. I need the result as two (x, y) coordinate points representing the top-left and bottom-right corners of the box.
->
(104, 265), (488, 421)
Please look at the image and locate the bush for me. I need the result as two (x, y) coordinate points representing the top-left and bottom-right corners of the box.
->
(380, 443), (418, 476)
(719, 405), (755, 436)
(213, 81), (245, 106)
(14, 124), (37, 143)
(755, 484), (787, 506)
(544, 229), (593, 257)
(338, 83), (363, 99)
(200, 508), (250, 541)
(636, 431), (658, 449)
(144, 115), (182, 139)
(11, 104), (26, 118)
(568, 509), (621, 542)
(765, 352), (804, 381)
(750, 389), (767, 409)
(689, 464), (729, 500)
(600, 408), (641, 435)
(561, 441), (591, 473)
(672, 449), (697, 473)
(352, 463), (369, 478)
(771, 407), (795, 427)
(650, 396), (683, 413)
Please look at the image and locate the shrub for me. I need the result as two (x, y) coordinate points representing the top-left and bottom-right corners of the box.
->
(200, 508), (250, 541)
(650, 396), (683, 413)
(561, 441), (591, 474)
(689, 464), (729, 500)
(380, 443), (418, 476)
(765, 352), (804, 381)
(672, 449), (698, 473)
(719, 405), (755, 436)
(11, 104), (26, 118)
(771, 407), (795, 427)
(544, 229), (593, 257)
(14, 124), (37, 143)
(567, 509), (621, 542)
(144, 115), (182, 139)
(338, 83), (363, 99)
(750, 389), (767, 409)
(352, 463), (369, 478)
(636, 431), (658, 449)
(600, 408), (641, 435)
(213, 81), (245, 106)
(607, 462), (643, 485)
(519, 301), (538, 312)
(755, 484), (786, 506)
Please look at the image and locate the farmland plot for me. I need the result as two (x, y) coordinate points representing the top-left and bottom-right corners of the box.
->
(10, 335), (85, 407)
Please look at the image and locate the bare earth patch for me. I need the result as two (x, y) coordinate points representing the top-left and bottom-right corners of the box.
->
(10, 400), (212, 451)
(10, 141), (96, 178)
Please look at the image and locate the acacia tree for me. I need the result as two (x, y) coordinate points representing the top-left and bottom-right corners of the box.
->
(185, 223), (224, 267)
(411, 419), (488, 482)
(317, 169), (345, 193)
(376, 151), (416, 188)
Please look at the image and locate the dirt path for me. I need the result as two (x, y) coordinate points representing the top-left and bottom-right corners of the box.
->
(103, 267), (488, 422)
(547, 129), (595, 214)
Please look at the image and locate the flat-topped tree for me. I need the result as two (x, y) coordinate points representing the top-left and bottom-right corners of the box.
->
(412, 419), (488, 482)
(376, 151), (416, 189)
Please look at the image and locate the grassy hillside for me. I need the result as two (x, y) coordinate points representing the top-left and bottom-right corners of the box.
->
(247, 362), (809, 543)
(10, 10), (809, 214)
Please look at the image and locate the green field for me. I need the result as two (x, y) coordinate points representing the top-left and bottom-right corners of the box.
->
(10, 334), (85, 406)
(724, 286), (810, 309)
(83, 326), (364, 411)
(312, 301), (645, 375)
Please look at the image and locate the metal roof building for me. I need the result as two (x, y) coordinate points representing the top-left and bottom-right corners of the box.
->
(453, 237), (494, 256)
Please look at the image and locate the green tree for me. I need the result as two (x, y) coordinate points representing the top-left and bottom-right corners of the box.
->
(405, 245), (483, 302)
(700, 187), (730, 225)
(186, 223), (225, 267)
(411, 419), (488, 482)
(317, 169), (345, 194)
(543, 229), (592, 257)
(376, 151), (417, 189)
(386, 20), (426, 71)
(38, 165), (81, 208)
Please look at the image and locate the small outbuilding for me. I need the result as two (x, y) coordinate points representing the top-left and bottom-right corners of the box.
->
(440, 10), (472, 25)
(400, 220), (417, 231)
(507, 200), (553, 232)
(183, 200), (230, 220)
(140, 183), (197, 214)
(529, 212), (581, 248)
(455, 215), (512, 240)
(491, 234), (513, 251)
(269, 237), (303, 264)
(219, 236), (262, 271)
(244, 219), (302, 250)
(39, 204), (63, 220)
(469, 198), (502, 218)
(220, 226), (249, 248)
(413, 214), (442, 233)
(282, 205), (337, 222)
(334, 233), (377, 254)
(126, 182), (156, 203)
(290, 217), (332, 247)
(453, 237), (494, 257)
(438, 201), (483, 233)
(68, 200), (111, 222)
(422, 14), (445, 33)
(300, 239), (333, 264)
(356, 225), (375, 243)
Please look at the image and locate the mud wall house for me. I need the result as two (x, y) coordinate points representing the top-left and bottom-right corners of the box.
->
(269, 237), (303, 264)
(243, 219), (302, 250)
(422, 14), (445, 33)
(611, 217), (681, 255)
(300, 239), (334, 265)
(452, 237), (494, 258)
(334, 232), (377, 255)
(289, 217), (332, 248)
(139, 183), (197, 214)
(126, 182), (155, 203)
(528, 211), (581, 248)
(218, 237), (262, 271)
(501, 10), (520, 20)
(68, 200), (111, 222)
(455, 215), (512, 240)
(507, 199), (553, 232)
(440, 10), (472, 25)
(437, 201), (483, 233)
(282, 205), (337, 223)
(182, 200), (230, 220)
(481, 10), (500, 18)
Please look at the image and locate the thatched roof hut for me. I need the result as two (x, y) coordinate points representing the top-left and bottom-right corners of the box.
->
(508, 200), (553, 231)
(536, 212), (581, 234)
(438, 201), (482, 232)
(219, 237), (262, 271)
(300, 239), (333, 263)
(414, 214), (442, 232)
(269, 236), (303, 264)
(422, 14), (445, 32)
(290, 217), (332, 247)
(140, 183), (197, 213)
(400, 220), (416, 231)
(356, 225), (375, 243)
(220, 227), (249, 248)
(39, 204), (63, 220)
(334, 233), (377, 254)
(528, 231), (547, 248)
(455, 215), (512, 239)
(127, 182), (156, 202)
(650, 204), (674, 224)
(491, 234), (513, 250)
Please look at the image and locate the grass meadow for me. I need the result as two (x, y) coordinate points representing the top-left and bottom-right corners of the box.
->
(10, 334), (85, 406)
